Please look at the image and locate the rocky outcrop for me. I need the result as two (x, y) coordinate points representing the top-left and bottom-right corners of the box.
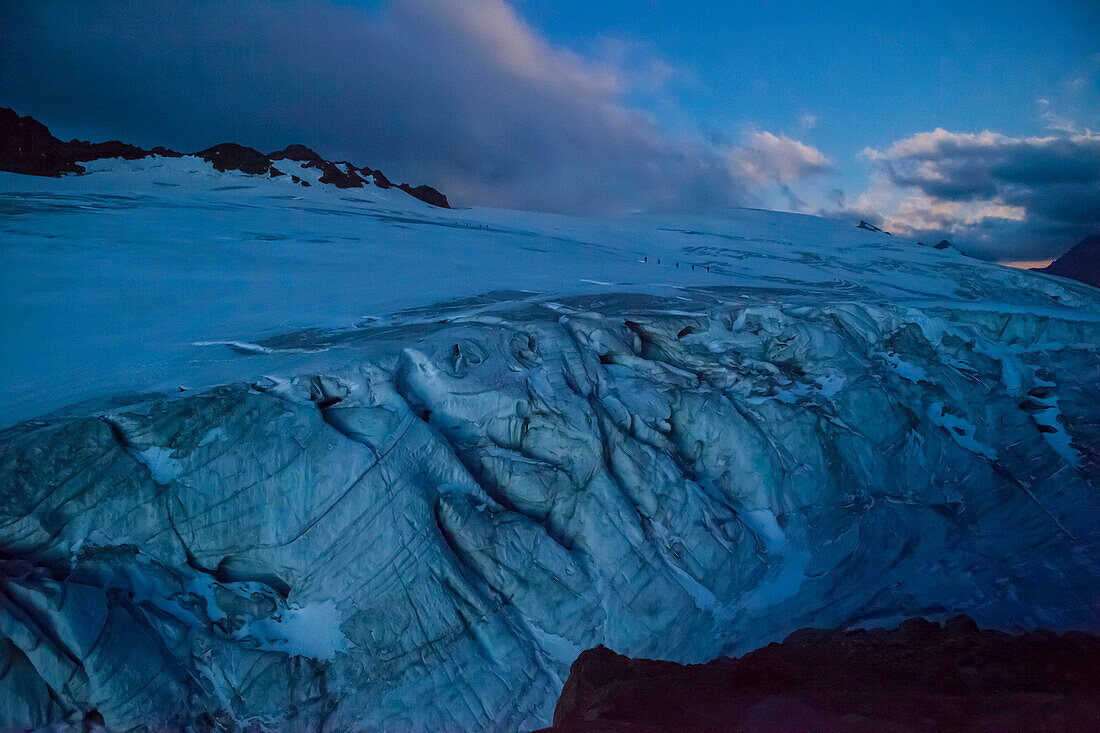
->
(150, 145), (183, 158)
(371, 167), (392, 188)
(319, 161), (369, 189)
(0, 107), (166, 176)
(265, 144), (442, 201)
(0, 107), (83, 175)
(1038, 234), (1100, 289)
(934, 238), (955, 250)
(1, 108), (448, 205)
(546, 618), (1100, 731)
(267, 143), (327, 167)
(856, 219), (890, 234)
(399, 182), (450, 208)
(270, 145), (367, 188)
(195, 143), (274, 175)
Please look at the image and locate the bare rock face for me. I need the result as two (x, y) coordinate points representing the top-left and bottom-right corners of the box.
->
(0, 109), (449, 204)
(0, 107), (76, 175)
(547, 618), (1100, 731)
(269, 145), (369, 188)
(399, 182), (450, 208)
(319, 161), (368, 189)
(267, 143), (327, 167)
(195, 143), (274, 175)
(370, 167), (393, 188)
(856, 219), (889, 234)
(266, 145), (445, 199)
(0, 107), (167, 176)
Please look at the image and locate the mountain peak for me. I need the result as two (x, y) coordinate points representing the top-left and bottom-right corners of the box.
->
(268, 144), (326, 166)
(0, 107), (166, 176)
(195, 143), (272, 175)
(1039, 234), (1100, 289)
(0, 108), (449, 206)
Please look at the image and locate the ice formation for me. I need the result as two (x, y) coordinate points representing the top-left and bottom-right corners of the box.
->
(1, 160), (1098, 729)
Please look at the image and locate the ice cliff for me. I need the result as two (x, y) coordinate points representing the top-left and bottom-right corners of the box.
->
(1, 160), (1099, 730)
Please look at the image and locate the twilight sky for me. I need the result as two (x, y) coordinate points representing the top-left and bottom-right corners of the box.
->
(2, 0), (1098, 261)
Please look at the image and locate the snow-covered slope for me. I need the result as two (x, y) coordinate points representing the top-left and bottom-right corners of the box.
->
(1, 160), (1099, 730)
(3, 156), (1095, 430)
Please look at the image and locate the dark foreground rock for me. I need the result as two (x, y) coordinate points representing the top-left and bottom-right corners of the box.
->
(544, 617), (1100, 732)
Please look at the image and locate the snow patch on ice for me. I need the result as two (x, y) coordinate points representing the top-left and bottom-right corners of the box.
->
(815, 374), (846, 398)
(1028, 381), (1079, 467)
(194, 340), (274, 354)
(133, 446), (184, 484)
(883, 352), (929, 383)
(198, 427), (228, 446)
(524, 621), (584, 668)
(739, 508), (810, 612)
(649, 519), (722, 614)
(238, 599), (348, 661)
(927, 402), (996, 459)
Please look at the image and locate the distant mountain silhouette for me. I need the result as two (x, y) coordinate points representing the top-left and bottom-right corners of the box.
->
(1035, 235), (1100, 289)
(0, 107), (448, 207)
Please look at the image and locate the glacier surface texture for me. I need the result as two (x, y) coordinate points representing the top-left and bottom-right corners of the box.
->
(1, 160), (1099, 729)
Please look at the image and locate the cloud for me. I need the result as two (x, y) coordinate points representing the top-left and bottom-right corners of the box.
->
(1038, 98), (1088, 135)
(0, 0), (826, 217)
(730, 131), (832, 186)
(852, 127), (1100, 260)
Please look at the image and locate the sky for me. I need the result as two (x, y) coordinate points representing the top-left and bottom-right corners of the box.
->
(1, 0), (1098, 261)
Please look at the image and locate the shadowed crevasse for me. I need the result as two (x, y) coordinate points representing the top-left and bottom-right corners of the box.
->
(0, 291), (1098, 729)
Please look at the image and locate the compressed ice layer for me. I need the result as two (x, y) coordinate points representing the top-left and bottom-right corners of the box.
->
(1, 293), (1098, 730)
(2, 158), (1099, 729)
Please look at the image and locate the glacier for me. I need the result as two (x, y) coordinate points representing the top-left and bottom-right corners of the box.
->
(1, 157), (1099, 730)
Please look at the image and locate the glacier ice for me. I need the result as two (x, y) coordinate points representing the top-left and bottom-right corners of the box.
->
(1, 161), (1099, 729)
(2, 292), (1099, 730)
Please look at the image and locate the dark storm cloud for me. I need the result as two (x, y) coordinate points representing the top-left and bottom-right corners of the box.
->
(0, 0), (826, 215)
(857, 129), (1100, 260)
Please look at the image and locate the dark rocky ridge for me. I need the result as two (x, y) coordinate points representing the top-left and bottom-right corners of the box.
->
(544, 617), (1100, 732)
(0, 107), (170, 176)
(196, 143), (272, 176)
(0, 107), (448, 207)
(1036, 234), (1100, 289)
(270, 145), (376, 189)
(398, 182), (449, 208)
